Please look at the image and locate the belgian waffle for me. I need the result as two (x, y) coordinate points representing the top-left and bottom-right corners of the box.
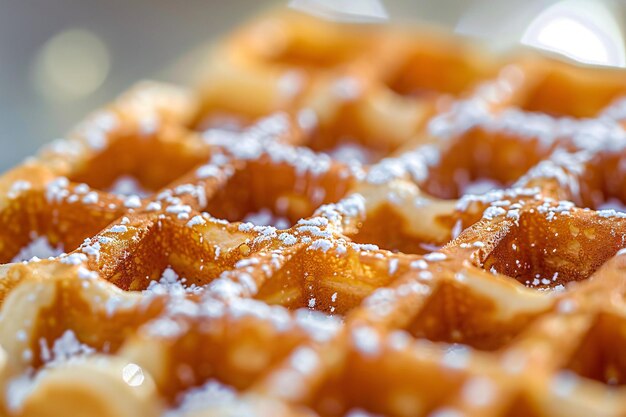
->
(3, 9), (626, 417)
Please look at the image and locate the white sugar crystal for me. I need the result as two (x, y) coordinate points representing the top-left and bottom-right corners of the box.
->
(461, 377), (496, 407)
(186, 215), (206, 228)
(143, 317), (186, 338)
(12, 237), (63, 263)
(77, 267), (98, 280)
(309, 239), (333, 252)
(85, 130), (106, 150)
(45, 177), (70, 203)
(557, 299), (577, 314)
(598, 197), (626, 213)
(234, 258), (259, 269)
(207, 278), (244, 299)
(41, 330), (95, 364)
(163, 380), (239, 416)
(455, 272), (468, 283)
(366, 158), (407, 184)
(108, 175), (149, 197)
(174, 184), (206, 206)
(507, 208), (520, 221)
(338, 193), (366, 218)
(161, 267), (177, 283)
(81, 191), (99, 204)
(352, 326), (380, 357)
(297, 108), (318, 132)
(146, 201), (162, 211)
(290, 346), (319, 375)
(123, 194), (142, 208)
(202, 112), (341, 179)
(597, 209), (626, 219)
(60, 253), (88, 265)
(236, 272), (257, 294)
(110, 225), (128, 233)
(144, 267), (200, 297)
(500, 349), (527, 374)
(387, 330), (411, 350)
(365, 146), (438, 185)
(410, 259), (428, 270)
(139, 112), (160, 135)
(364, 288), (395, 317)
(278, 232), (297, 245)
(46, 138), (82, 157)
(302, 228), (330, 241)
(81, 240), (101, 260)
(388, 258), (399, 275)
(351, 243), (379, 252)
(335, 243), (347, 255)
(243, 208), (290, 229)
(325, 141), (374, 165)
(315, 196), (364, 225)
(483, 206), (507, 220)
(267, 369), (308, 401)
(424, 252), (446, 262)
(601, 96), (626, 120)
(441, 345), (470, 370)
(16, 330), (27, 342)
(165, 204), (192, 215)
(103, 295), (140, 317)
(297, 216), (329, 227)
(397, 281), (430, 297)
(238, 222), (254, 232)
(332, 76), (362, 100)
(277, 69), (305, 99)
(74, 183), (89, 194)
(6, 374), (36, 412)
(461, 178), (501, 195)
(551, 371), (578, 397)
(8, 180), (31, 199)
(295, 309), (340, 342)
(451, 219), (463, 239)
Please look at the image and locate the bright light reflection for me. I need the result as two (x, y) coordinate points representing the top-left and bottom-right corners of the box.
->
(288, 0), (388, 23)
(32, 28), (110, 101)
(122, 363), (144, 387)
(522, 0), (625, 67)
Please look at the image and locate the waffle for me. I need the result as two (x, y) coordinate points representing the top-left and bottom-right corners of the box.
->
(2, 8), (626, 417)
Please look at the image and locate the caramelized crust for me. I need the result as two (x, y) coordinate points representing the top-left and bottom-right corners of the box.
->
(2, 9), (626, 417)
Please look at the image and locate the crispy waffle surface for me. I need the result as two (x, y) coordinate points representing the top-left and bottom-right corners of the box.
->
(4, 9), (626, 417)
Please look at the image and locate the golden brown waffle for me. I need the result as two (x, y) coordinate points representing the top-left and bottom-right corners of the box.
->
(3, 9), (626, 417)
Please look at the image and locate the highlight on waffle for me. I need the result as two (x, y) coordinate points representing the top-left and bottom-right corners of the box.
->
(3, 1), (626, 416)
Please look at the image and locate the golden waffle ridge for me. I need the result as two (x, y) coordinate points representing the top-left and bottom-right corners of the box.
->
(3, 8), (626, 417)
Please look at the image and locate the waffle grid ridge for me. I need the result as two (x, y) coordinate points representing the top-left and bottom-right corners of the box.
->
(2, 9), (626, 417)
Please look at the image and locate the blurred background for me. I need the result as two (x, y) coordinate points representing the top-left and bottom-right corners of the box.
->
(0, 0), (625, 171)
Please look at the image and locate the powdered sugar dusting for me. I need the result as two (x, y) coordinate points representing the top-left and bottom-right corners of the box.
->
(12, 236), (64, 263)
